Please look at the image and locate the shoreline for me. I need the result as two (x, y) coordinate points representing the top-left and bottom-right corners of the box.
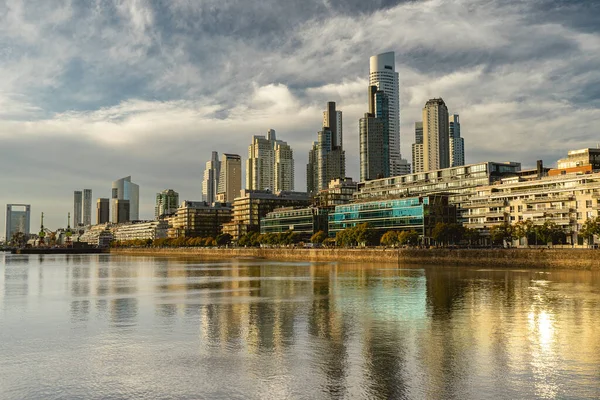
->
(110, 247), (600, 270)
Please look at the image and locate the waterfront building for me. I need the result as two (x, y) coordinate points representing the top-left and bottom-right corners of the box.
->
(449, 115), (465, 167)
(168, 201), (233, 238)
(112, 199), (130, 224)
(549, 148), (600, 176)
(313, 178), (359, 211)
(78, 223), (113, 247)
(462, 171), (600, 245)
(412, 122), (424, 173)
(202, 151), (221, 203)
(112, 220), (168, 242)
(222, 190), (310, 240)
(112, 176), (140, 221)
(423, 98), (450, 171)
(360, 86), (389, 181)
(247, 129), (294, 192)
(328, 195), (456, 242)
(73, 191), (83, 227)
(155, 189), (179, 219)
(5, 204), (31, 242)
(83, 189), (92, 226)
(261, 207), (329, 240)
(218, 153), (242, 203)
(308, 102), (346, 194)
(369, 52), (410, 176)
(96, 198), (110, 224)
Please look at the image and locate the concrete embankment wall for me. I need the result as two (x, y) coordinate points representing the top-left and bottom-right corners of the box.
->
(110, 248), (600, 270)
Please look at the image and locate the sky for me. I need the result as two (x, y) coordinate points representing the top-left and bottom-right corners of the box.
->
(1, 0), (599, 232)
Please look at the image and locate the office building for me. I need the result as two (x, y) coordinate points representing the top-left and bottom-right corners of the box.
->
(261, 207), (329, 240)
(155, 189), (179, 219)
(112, 176), (140, 221)
(449, 114), (465, 167)
(96, 198), (110, 224)
(307, 102), (346, 194)
(222, 190), (310, 240)
(168, 201), (233, 238)
(217, 154), (242, 203)
(112, 220), (168, 242)
(5, 204), (31, 243)
(313, 178), (359, 211)
(112, 199), (130, 224)
(549, 148), (600, 176)
(423, 98), (450, 171)
(360, 86), (389, 181)
(83, 189), (92, 226)
(202, 151), (221, 203)
(73, 191), (83, 227)
(247, 129), (294, 192)
(412, 122), (424, 173)
(369, 52), (410, 176)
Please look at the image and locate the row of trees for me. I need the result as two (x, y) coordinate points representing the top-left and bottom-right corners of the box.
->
(237, 231), (302, 247)
(380, 230), (420, 247)
(112, 233), (233, 248)
(488, 220), (569, 246)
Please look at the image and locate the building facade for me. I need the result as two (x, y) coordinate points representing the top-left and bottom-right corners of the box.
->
(112, 220), (168, 242)
(202, 151), (221, 203)
(247, 129), (294, 192)
(261, 207), (329, 240)
(423, 98), (450, 172)
(218, 153), (242, 203)
(313, 178), (359, 211)
(168, 201), (233, 238)
(369, 52), (410, 176)
(360, 86), (389, 181)
(112, 176), (140, 221)
(96, 198), (110, 224)
(549, 148), (600, 176)
(5, 204), (31, 242)
(83, 189), (92, 226)
(449, 114), (465, 167)
(74, 191), (83, 227)
(412, 122), (424, 173)
(155, 189), (179, 219)
(112, 199), (130, 224)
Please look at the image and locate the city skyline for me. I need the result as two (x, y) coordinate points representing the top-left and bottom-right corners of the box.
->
(0, 0), (598, 230)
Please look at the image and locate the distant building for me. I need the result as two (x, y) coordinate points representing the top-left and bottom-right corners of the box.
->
(168, 201), (233, 238)
(82, 189), (92, 226)
(549, 148), (600, 176)
(112, 199), (130, 224)
(247, 129), (294, 192)
(360, 86), (389, 181)
(96, 198), (110, 224)
(155, 189), (179, 219)
(79, 223), (113, 247)
(5, 204), (31, 243)
(423, 98), (450, 171)
(112, 176), (140, 221)
(449, 114), (465, 167)
(74, 191), (83, 227)
(112, 220), (168, 242)
(218, 154), (242, 203)
(261, 207), (329, 240)
(313, 178), (359, 211)
(202, 151), (221, 203)
(412, 122), (424, 173)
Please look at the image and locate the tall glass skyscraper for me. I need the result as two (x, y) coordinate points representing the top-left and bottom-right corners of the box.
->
(449, 114), (465, 167)
(83, 189), (92, 226)
(202, 151), (221, 203)
(73, 191), (83, 226)
(111, 176), (140, 222)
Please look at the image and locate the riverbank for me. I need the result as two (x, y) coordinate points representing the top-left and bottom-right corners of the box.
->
(110, 247), (600, 269)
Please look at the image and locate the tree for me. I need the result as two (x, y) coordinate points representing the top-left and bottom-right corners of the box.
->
(489, 222), (513, 246)
(310, 231), (327, 244)
(431, 223), (450, 246)
(216, 233), (232, 246)
(513, 220), (534, 246)
(380, 231), (399, 247)
(400, 230), (420, 246)
(580, 216), (600, 245)
(323, 238), (336, 247)
(355, 223), (376, 246)
(463, 228), (480, 246)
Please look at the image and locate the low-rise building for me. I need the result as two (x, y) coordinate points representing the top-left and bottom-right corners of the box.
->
(313, 178), (358, 210)
(112, 220), (168, 242)
(78, 223), (113, 247)
(168, 201), (232, 238)
(260, 207), (329, 240)
(549, 148), (600, 176)
(329, 194), (456, 242)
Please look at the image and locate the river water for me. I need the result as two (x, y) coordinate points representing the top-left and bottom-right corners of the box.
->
(1, 253), (600, 399)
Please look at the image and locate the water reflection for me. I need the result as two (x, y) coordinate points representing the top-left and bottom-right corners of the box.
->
(1, 255), (600, 400)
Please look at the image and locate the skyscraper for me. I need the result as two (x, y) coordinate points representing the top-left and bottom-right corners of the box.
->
(218, 153), (242, 202)
(5, 204), (30, 242)
(112, 176), (140, 221)
(112, 199), (130, 224)
(360, 86), (389, 181)
(73, 191), (83, 227)
(369, 52), (410, 176)
(412, 122), (424, 173)
(423, 98), (450, 171)
(83, 189), (92, 226)
(202, 151), (221, 203)
(307, 102), (346, 194)
(246, 129), (294, 192)
(155, 189), (179, 219)
(96, 198), (110, 224)
(449, 114), (465, 167)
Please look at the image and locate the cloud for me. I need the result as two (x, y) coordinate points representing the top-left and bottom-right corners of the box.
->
(0, 0), (599, 231)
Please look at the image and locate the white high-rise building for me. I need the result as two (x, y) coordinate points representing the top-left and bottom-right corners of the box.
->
(246, 129), (294, 192)
(202, 151), (221, 203)
(111, 176), (140, 222)
(412, 122), (424, 173)
(449, 114), (465, 167)
(369, 52), (410, 176)
(423, 98), (450, 171)
(83, 189), (92, 226)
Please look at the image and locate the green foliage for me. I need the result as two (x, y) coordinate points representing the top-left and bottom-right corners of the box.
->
(399, 230), (420, 246)
(380, 231), (399, 247)
(580, 216), (600, 244)
(489, 222), (513, 245)
(322, 238), (336, 247)
(310, 231), (327, 244)
(335, 223), (377, 247)
(431, 223), (465, 246)
(216, 233), (232, 246)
